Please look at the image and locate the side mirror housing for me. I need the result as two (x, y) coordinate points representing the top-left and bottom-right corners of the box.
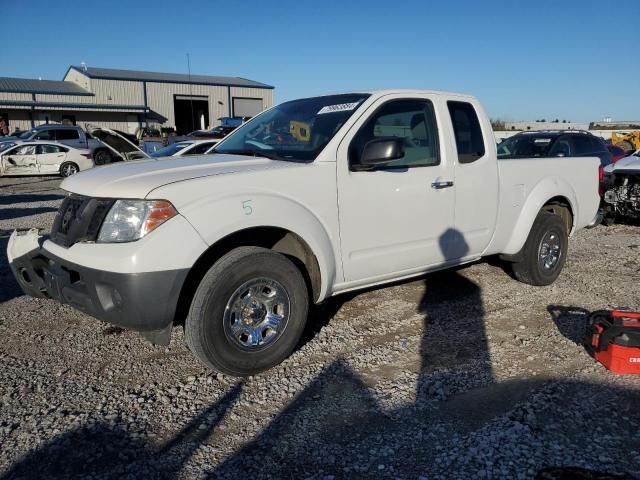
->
(354, 137), (404, 170)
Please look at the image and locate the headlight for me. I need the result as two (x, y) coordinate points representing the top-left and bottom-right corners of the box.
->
(97, 200), (177, 243)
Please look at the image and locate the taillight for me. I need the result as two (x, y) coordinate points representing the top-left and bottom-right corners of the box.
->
(81, 153), (92, 159)
(598, 165), (604, 195)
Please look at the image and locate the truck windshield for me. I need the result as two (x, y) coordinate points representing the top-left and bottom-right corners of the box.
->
(214, 93), (370, 162)
(497, 135), (557, 158)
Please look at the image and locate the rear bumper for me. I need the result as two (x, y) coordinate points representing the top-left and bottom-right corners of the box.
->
(8, 230), (188, 343)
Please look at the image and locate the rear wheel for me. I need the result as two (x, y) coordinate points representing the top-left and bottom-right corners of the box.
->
(185, 246), (309, 376)
(93, 149), (112, 165)
(59, 162), (79, 177)
(511, 211), (568, 286)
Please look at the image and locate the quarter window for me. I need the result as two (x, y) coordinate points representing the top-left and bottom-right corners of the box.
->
(447, 101), (485, 164)
(350, 99), (440, 169)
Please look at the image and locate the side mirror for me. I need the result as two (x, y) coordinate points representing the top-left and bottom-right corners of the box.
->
(356, 137), (404, 169)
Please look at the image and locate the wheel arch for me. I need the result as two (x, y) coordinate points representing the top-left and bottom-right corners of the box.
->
(501, 178), (577, 256)
(173, 226), (323, 327)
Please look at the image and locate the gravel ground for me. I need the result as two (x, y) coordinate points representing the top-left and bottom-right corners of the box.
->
(1, 176), (639, 480)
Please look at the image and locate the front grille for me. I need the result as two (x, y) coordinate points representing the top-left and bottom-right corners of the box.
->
(50, 195), (115, 247)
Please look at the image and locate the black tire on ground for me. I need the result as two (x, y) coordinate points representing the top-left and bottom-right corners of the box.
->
(185, 246), (309, 376)
(511, 211), (568, 286)
(93, 149), (112, 165)
(59, 162), (79, 177)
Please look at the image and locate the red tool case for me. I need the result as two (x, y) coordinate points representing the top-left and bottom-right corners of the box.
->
(585, 310), (640, 374)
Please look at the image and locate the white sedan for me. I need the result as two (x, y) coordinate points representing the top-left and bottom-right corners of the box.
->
(0, 141), (94, 177)
(150, 139), (218, 158)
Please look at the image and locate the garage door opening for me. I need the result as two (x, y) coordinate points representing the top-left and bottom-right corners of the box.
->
(174, 95), (209, 135)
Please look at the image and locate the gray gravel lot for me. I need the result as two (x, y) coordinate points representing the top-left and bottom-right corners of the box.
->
(1, 176), (639, 479)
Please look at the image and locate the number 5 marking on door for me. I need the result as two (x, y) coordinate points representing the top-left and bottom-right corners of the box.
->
(242, 200), (253, 215)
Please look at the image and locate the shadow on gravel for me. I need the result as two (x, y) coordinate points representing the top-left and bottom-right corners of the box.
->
(547, 305), (591, 344)
(0, 207), (58, 221)
(3, 231), (639, 479)
(0, 234), (21, 303)
(0, 193), (64, 205)
(1, 383), (243, 479)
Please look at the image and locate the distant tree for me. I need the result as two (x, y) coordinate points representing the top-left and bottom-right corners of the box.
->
(541, 119), (546, 122)
(553, 118), (559, 123)
(562, 119), (567, 123)
(490, 118), (506, 131)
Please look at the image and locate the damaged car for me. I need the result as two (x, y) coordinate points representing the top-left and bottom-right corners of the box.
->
(603, 155), (640, 221)
(0, 141), (93, 177)
(86, 125), (150, 164)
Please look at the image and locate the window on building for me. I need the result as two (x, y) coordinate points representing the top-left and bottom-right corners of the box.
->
(447, 101), (485, 164)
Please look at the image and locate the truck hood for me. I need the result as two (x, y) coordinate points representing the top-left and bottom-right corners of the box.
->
(60, 154), (304, 198)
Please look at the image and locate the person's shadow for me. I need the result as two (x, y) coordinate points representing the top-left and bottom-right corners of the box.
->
(417, 228), (492, 403)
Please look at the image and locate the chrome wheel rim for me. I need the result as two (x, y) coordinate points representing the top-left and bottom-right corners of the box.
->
(223, 277), (290, 350)
(62, 164), (77, 176)
(539, 230), (561, 270)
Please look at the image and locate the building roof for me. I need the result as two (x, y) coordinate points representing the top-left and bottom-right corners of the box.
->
(68, 66), (274, 89)
(0, 76), (93, 96)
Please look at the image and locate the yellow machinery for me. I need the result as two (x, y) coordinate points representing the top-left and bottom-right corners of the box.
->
(612, 131), (640, 152)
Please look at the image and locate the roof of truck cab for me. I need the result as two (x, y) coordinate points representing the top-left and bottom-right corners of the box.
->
(290, 89), (477, 100)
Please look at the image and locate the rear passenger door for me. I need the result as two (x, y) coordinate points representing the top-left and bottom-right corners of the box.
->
(55, 128), (84, 149)
(36, 144), (67, 173)
(448, 100), (499, 257)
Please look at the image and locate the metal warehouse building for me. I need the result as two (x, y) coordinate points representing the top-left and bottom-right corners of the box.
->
(0, 65), (274, 135)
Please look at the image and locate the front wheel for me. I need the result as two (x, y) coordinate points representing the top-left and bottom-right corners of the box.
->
(185, 246), (309, 376)
(511, 211), (568, 286)
(59, 162), (79, 177)
(93, 149), (113, 165)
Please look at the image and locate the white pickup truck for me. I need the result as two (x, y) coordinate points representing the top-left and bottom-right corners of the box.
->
(8, 90), (601, 376)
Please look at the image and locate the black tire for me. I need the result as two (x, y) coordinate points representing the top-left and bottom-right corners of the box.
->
(93, 149), (112, 165)
(185, 246), (309, 376)
(511, 211), (568, 286)
(59, 162), (79, 177)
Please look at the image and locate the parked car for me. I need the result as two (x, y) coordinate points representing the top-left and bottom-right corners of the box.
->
(188, 125), (237, 139)
(8, 90), (601, 376)
(86, 125), (150, 163)
(607, 144), (627, 163)
(4, 124), (115, 165)
(0, 141), (93, 177)
(603, 154), (640, 221)
(497, 130), (612, 193)
(150, 139), (219, 158)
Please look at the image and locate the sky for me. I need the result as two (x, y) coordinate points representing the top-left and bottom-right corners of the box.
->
(2, 0), (639, 122)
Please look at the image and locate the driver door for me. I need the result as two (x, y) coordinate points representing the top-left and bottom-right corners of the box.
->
(336, 94), (457, 285)
(2, 144), (38, 175)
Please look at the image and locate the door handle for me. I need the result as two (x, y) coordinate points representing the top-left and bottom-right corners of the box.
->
(431, 180), (454, 189)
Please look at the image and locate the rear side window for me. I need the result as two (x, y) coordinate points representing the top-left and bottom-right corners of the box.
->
(447, 101), (485, 164)
(571, 135), (595, 155)
(37, 144), (65, 154)
(56, 129), (80, 141)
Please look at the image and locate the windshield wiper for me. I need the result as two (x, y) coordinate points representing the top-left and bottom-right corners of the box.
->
(216, 149), (282, 161)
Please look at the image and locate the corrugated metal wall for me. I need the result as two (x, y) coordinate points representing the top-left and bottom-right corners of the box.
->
(90, 79), (145, 105)
(0, 92), (32, 102)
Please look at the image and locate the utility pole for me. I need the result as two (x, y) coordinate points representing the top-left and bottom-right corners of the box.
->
(187, 53), (195, 133)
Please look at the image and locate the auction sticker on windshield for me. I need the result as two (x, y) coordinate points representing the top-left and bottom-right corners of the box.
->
(317, 102), (361, 114)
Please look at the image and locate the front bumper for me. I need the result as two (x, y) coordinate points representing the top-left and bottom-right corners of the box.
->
(8, 229), (188, 345)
